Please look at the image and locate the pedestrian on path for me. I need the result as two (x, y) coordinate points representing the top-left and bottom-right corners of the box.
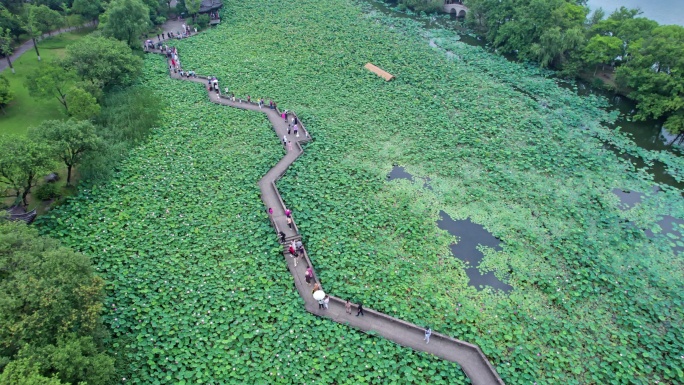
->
(312, 283), (320, 294)
(424, 327), (432, 344)
(294, 124), (299, 137)
(287, 141), (293, 152)
(279, 231), (286, 243)
(282, 112), (287, 121)
(305, 266), (313, 284)
(290, 247), (299, 267)
(268, 207), (273, 218)
(282, 135), (287, 147)
(289, 240), (298, 257)
(356, 302), (364, 317)
(345, 300), (352, 314)
(247, 95), (251, 103)
(323, 295), (329, 309)
(296, 239), (303, 255)
(287, 124), (291, 135)
(287, 216), (293, 229)
(318, 297), (325, 309)
(285, 209), (291, 218)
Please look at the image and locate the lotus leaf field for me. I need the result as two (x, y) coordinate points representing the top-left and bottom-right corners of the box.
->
(40, 0), (683, 384)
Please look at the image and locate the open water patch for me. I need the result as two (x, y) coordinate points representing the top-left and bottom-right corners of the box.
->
(387, 165), (414, 182)
(387, 165), (432, 190)
(437, 210), (512, 292)
(611, 188), (682, 254)
(644, 215), (684, 254)
(612, 188), (644, 210)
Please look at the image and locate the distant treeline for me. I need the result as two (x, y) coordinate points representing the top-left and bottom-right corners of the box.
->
(395, 0), (684, 136)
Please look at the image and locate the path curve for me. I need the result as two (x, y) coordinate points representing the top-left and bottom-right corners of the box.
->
(0, 22), (96, 73)
(150, 45), (505, 385)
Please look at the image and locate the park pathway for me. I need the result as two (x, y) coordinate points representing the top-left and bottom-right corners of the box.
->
(150, 40), (505, 384)
(0, 22), (96, 73)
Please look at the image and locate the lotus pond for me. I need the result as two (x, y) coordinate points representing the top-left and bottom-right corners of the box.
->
(37, 60), (472, 384)
(42, 0), (683, 383)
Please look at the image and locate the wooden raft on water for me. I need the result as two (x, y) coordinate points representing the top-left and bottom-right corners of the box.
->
(364, 63), (394, 81)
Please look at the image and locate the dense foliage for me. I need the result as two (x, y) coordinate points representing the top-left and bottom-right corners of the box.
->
(38, 59), (472, 384)
(0, 221), (114, 384)
(155, 0), (681, 383)
(462, 0), (684, 136)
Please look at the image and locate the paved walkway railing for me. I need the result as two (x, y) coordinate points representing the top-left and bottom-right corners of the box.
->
(150, 41), (505, 384)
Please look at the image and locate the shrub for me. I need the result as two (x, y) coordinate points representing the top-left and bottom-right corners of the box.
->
(197, 14), (210, 29)
(34, 182), (60, 201)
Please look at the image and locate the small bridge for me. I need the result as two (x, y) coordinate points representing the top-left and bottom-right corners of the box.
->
(444, 1), (468, 17)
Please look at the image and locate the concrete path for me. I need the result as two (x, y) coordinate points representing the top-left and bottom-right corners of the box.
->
(150, 41), (505, 384)
(0, 22), (96, 73)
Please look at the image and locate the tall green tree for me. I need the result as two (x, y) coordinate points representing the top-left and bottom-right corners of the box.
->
(184, 0), (201, 18)
(0, 27), (14, 73)
(466, 0), (588, 68)
(66, 86), (100, 121)
(25, 61), (76, 112)
(99, 0), (150, 47)
(29, 120), (101, 185)
(590, 7), (658, 60)
(22, 4), (50, 61)
(0, 222), (114, 384)
(0, 4), (24, 39)
(65, 35), (143, 90)
(583, 34), (623, 75)
(0, 136), (55, 205)
(29, 4), (63, 36)
(0, 74), (13, 114)
(71, 0), (102, 22)
(616, 25), (684, 137)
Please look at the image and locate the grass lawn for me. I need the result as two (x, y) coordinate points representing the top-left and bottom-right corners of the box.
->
(1, 28), (94, 210)
(0, 27), (95, 136)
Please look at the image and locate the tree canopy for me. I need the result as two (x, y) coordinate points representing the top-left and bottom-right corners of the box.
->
(29, 120), (102, 185)
(0, 135), (54, 205)
(99, 0), (151, 47)
(71, 0), (103, 21)
(616, 25), (684, 135)
(25, 61), (76, 112)
(0, 222), (114, 384)
(65, 35), (143, 90)
(0, 74), (13, 114)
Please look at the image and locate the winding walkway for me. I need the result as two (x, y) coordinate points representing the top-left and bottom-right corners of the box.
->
(150, 44), (505, 385)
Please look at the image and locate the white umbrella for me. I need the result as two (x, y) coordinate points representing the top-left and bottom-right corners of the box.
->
(312, 290), (325, 301)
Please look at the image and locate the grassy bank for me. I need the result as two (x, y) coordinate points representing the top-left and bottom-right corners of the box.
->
(0, 28), (95, 136)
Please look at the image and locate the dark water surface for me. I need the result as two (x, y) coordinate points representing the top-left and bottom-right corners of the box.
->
(437, 211), (512, 292)
(612, 188), (644, 210)
(387, 165), (432, 189)
(387, 166), (414, 181)
(612, 188), (683, 254)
